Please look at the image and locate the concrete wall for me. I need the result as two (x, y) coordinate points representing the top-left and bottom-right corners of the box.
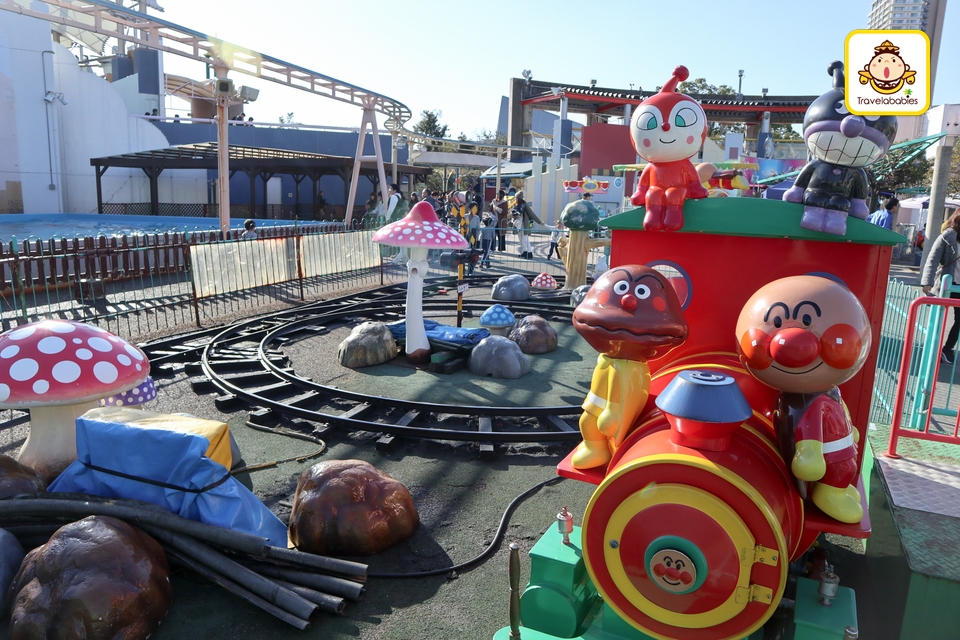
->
(0, 6), (61, 213)
(51, 44), (205, 212)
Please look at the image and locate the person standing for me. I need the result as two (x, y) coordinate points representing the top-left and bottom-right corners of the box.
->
(240, 219), (258, 240)
(315, 190), (327, 221)
(490, 189), (508, 252)
(386, 184), (403, 221)
(421, 188), (439, 212)
(867, 197), (898, 231)
(921, 211), (960, 364)
(547, 222), (564, 260)
(513, 190), (542, 259)
(466, 203), (482, 248)
(479, 216), (496, 269)
(472, 180), (484, 216)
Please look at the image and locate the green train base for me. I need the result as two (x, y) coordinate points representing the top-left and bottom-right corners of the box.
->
(494, 524), (857, 640)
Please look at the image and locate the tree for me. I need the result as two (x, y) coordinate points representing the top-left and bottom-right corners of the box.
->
(412, 110), (448, 151)
(772, 124), (802, 141)
(278, 112), (296, 124)
(875, 156), (935, 197)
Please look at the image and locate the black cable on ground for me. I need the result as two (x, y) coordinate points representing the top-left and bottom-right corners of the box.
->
(368, 475), (565, 579)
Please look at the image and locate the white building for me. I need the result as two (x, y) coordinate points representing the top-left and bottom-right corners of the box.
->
(0, 4), (204, 214)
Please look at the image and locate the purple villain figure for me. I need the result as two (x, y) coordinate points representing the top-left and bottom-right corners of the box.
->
(783, 61), (897, 236)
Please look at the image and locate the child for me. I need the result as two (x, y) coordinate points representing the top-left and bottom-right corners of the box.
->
(241, 219), (257, 240)
(479, 216), (496, 269)
(547, 222), (564, 260)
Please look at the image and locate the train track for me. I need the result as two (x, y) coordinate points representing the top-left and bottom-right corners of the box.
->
(138, 275), (585, 448)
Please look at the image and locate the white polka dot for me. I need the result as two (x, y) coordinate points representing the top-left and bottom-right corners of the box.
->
(32, 380), (49, 394)
(93, 361), (118, 384)
(0, 384), (9, 402)
(438, 233), (447, 239)
(402, 228), (412, 234)
(117, 354), (131, 366)
(108, 336), (120, 342)
(52, 361), (81, 384)
(426, 233), (434, 239)
(135, 364), (142, 371)
(9, 359), (38, 381)
(76, 348), (93, 360)
(88, 337), (113, 353)
(124, 345), (144, 361)
(38, 337), (66, 355)
(72, 338), (82, 344)
(115, 398), (124, 406)
(1, 346), (19, 359)
(836, 338), (843, 344)
(8, 326), (36, 341)
(48, 322), (75, 334)
(415, 229), (422, 234)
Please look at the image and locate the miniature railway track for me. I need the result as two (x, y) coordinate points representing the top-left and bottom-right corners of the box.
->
(138, 275), (584, 446)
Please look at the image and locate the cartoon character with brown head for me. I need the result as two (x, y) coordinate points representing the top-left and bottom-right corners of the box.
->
(735, 275), (871, 523)
(571, 265), (688, 469)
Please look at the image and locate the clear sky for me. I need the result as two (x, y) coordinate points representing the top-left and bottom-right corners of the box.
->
(153, 0), (959, 137)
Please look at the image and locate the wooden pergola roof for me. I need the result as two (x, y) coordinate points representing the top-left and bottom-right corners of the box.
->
(90, 143), (430, 215)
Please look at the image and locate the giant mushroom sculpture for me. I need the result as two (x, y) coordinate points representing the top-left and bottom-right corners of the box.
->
(372, 201), (469, 364)
(559, 198), (611, 290)
(0, 320), (149, 481)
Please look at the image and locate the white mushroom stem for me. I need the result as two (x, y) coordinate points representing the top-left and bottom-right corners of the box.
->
(18, 401), (98, 481)
(404, 247), (430, 358)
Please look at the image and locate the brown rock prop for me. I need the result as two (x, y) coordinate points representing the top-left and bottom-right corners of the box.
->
(0, 454), (45, 500)
(8, 516), (172, 639)
(337, 321), (399, 368)
(289, 459), (419, 556)
(509, 315), (559, 354)
(468, 336), (531, 379)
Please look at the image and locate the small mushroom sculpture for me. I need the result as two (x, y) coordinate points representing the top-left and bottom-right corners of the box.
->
(100, 375), (156, 408)
(479, 304), (516, 337)
(0, 320), (149, 481)
(372, 201), (469, 364)
(531, 272), (559, 291)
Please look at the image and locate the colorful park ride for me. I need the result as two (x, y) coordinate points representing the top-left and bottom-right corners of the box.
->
(495, 195), (903, 640)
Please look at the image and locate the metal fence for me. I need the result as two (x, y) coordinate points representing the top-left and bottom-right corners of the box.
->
(101, 202), (371, 223)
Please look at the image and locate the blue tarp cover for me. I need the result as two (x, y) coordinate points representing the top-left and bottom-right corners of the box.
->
(48, 407), (288, 547)
(386, 319), (490, 347)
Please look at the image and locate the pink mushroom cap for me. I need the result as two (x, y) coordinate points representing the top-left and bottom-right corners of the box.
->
(371, 201), (469, 249)
(532, 273), (559, 290)
(0, 320), (150, 408)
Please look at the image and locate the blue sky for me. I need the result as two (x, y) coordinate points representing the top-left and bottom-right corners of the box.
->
(155, 0), (958, 137)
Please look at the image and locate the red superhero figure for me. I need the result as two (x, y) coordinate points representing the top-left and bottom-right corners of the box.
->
(629, 65), (709, 231)
(735, 275), (871, 524)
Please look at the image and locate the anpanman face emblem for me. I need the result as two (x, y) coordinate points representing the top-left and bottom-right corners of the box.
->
(648, 548), (696, 594)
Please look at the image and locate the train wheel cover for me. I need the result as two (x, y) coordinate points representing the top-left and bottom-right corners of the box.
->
(583, 453), (789, 640)
(603, 483), (754, 627)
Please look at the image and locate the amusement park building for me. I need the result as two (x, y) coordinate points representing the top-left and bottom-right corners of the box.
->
(0, 7), (408, 216)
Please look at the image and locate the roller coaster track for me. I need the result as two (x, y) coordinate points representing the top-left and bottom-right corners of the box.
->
(138, 275), (583, 447)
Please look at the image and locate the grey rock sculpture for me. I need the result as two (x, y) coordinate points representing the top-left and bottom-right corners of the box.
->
(468, 336), (531, 379)
(509, 315), (558, 354)
(338, 321), (399, 368)
(492, 274), (530, 301)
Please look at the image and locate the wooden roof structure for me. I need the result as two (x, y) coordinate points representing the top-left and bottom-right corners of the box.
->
(90, 143), (430, 216)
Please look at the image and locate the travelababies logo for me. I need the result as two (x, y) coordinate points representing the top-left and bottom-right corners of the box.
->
(845, 30), (930, 116)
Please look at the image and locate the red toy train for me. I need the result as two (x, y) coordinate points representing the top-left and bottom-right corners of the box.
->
(555, 197), (902, 639)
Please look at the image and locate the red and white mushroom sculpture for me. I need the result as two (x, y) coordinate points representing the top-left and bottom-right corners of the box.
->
(372, 201), (469, 364)
(0, 320), (150, 481)
(532, 273), (559, 290)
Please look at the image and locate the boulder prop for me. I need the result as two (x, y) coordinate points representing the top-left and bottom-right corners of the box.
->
(338, 321), (399, 368)
(289, 459), (419, 556)
(0, 454), (45, 499)
(492, 274), (530, 301)
(509, 315), (558, 354)
(0, 527), (25, 615)
(8, 516), (171, 638)
(469, 336), (531, 379)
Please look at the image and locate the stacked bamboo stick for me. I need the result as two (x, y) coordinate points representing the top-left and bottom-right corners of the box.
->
(0, 493), (367, 629)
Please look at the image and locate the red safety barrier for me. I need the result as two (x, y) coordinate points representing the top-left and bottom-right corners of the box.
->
(886, 294), (960, 458)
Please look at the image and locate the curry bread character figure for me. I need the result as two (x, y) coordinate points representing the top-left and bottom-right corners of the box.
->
(735, 275), (871, 523)
(571, 265), (688, 469)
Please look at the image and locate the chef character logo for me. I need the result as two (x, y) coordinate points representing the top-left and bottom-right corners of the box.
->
(857, 40), (916, 95)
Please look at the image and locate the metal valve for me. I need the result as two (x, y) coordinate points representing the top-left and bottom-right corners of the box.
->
(818, 571), (840, 606)
(557, 506), (574, 545)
